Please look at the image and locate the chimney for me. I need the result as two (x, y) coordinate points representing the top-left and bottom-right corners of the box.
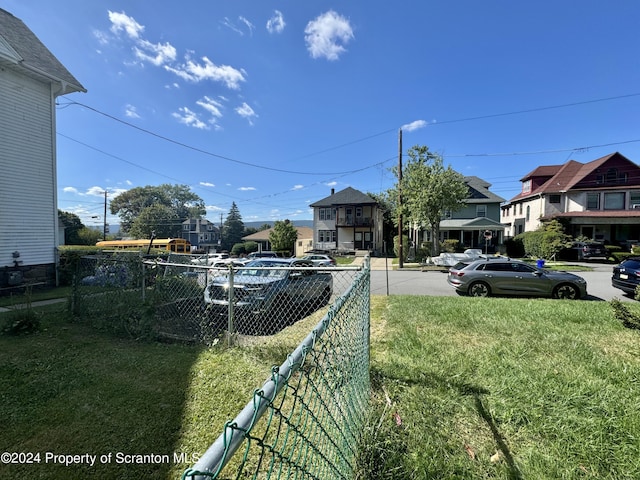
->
(331, 188), (335, 195)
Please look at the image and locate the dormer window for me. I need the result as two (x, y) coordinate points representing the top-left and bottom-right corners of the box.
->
(522, 179), (531, 194)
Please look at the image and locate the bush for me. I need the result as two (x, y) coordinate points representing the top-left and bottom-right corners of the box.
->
(440, 239), (459, 253)
(393, 235), (410, 262)
(504, 237), (525, 257)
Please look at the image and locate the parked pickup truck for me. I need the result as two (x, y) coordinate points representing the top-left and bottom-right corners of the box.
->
(203, 258), (333, 335)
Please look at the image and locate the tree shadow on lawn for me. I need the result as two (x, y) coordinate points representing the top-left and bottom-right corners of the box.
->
(370, 367), (523, 480)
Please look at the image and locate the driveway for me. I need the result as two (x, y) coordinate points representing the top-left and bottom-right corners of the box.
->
(367, 259), (634, 302)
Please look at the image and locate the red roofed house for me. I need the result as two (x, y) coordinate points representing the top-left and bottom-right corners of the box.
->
(501, 152), (640, 247)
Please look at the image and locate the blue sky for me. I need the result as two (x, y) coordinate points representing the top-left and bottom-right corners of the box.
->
(4, 1), (640, 229)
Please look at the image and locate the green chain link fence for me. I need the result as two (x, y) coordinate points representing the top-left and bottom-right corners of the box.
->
(182, 259), (371, 479)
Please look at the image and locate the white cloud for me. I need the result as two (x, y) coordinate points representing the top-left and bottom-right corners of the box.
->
(401, 119), (428, 132)
(165, 56), (246, 90)
(200, 182), (215, 187)
(108, 11), (144, 39)
(133, 39), (177, 66)
(206, 205), (224, 213)
(238, 186), (256, 191)
(124, 104), (140, 118)
(172, 107), (208, 129)
(292, 185), (304, 190)
(326, 181), (337, 187)
(305, 10), (354, 61)
(239, 17), (255, 36)
(235, 102), (258, 125)
(63, 186), (79, 194)
(267, 10), (286, 34)
(93, 29), (109, 46)
(86, 186), (107, 197)
(196, 96), (224, 118)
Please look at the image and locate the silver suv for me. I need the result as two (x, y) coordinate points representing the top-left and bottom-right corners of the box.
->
(447, 257), (587, 299)
(204, 258), (333, 334)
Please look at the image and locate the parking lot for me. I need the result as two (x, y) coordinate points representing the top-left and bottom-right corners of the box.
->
(368, 259), (635, 302)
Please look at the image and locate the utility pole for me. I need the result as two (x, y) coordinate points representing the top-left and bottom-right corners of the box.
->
(398, 129), (403, 269)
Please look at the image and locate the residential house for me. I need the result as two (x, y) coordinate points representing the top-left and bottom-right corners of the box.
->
(0, 8), (85, 287)
(181, 218), (220, 252)
(428, 176), (506, 251)
(501, 152), (640, 246)
(309, 187), (384, 254)
(242, 226), (314, 257)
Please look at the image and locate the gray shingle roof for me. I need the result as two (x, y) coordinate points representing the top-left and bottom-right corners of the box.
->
(310, 187), (378, 207)
(0, 8), (85, 94)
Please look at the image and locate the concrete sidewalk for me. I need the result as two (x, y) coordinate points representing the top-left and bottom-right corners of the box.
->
(0, 298), (67, 313)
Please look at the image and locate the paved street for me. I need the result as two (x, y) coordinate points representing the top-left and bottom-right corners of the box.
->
(364, 257), (634, 302)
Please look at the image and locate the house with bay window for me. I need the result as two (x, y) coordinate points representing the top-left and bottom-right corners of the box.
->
(310, 187), (384, 254)
(501, 152), (640, 247)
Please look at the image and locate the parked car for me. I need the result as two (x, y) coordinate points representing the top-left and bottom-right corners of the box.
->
(203, 258), (333, 335)
(611, 257), (640, 296)
(447, 257), (587, 299)
(572, 242), (609, 261)
(191, 252), (229, 265)
(301, 254), (336, 266)
(247, 251), (279, 259)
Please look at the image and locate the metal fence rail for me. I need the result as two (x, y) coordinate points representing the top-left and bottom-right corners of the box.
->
(182, 259), (371, 479)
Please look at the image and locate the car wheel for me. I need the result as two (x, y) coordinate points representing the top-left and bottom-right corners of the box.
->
(468, 281), (491, 297)
(553, 283), (580, 300)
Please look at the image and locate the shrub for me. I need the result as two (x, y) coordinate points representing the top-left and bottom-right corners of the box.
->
(504, 237), (525, 257)
(393, 235), (410, 262)
(440, 239), (459, 253)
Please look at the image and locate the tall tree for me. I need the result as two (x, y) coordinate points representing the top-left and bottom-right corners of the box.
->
(128, 204), (179, 239)
(269, 220), (298, 255)
(390, 146), (468, 256)
(58, 210), (84, 245)
(110, 184), (205, 237)
(221, 202), (245, 251)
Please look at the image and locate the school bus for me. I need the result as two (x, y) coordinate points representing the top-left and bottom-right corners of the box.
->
(95, 238), (191, 253)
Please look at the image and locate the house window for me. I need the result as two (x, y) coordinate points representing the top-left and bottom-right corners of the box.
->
(522, 179), (531, 194)
(549, 194), (561, 204)
(476, 205), (487, 217)
(604, 192), (624, 210)
(318, 230), (335, 243)
(443, 209), (452, 219)
(319, 207), (334, 221)
(183, 224), (190, 231)
(630, 191), (640, 209)
(526, 205), (530, 221)
(519, 203), (523, 215)
(587, 193), (600, 210)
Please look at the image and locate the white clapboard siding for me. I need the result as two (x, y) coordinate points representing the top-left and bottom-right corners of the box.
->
(0, 67), (56, 267)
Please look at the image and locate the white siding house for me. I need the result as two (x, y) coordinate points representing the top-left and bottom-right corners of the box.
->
(0, 8), (85, 286)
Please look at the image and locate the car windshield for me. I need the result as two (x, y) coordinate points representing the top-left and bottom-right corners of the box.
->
(237, 260), (289, 278)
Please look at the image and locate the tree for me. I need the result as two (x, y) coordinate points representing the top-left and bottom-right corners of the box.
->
(390, 146), (468, 256)
(269, 220), (298, 255)
(110, 184), (205, 237)
(128, 204), (179, 239)
(58, 210), (84, 245)
(367, 191), (396, 255)
(517, 219), (572, 260)
(77, 227), (104, 246)
(221, 202), (245, 251)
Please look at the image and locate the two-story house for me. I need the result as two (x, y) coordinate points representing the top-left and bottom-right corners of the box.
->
(434, 176), (506, 250)
(309, 187), (384, 254)
(501, 152), (640, 246)
(0, 8), (85, 287)
(181, 218), (220, 252)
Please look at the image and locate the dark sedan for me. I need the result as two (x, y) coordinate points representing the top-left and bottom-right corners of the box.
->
(611, 257), (640, 296)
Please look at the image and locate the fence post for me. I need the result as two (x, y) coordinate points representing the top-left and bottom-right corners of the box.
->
(141, 261), (146, 302)
(227, 266), (234, 347)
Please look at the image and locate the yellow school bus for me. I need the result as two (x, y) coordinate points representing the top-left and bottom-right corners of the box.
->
(95, 238), (191, 253)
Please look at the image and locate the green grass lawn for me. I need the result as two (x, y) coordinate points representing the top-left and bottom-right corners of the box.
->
(1, 296), (639, 479)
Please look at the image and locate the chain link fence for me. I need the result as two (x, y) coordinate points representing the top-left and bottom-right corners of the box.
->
(70, 253), (363, 344)
(182, 258), (371, 479)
